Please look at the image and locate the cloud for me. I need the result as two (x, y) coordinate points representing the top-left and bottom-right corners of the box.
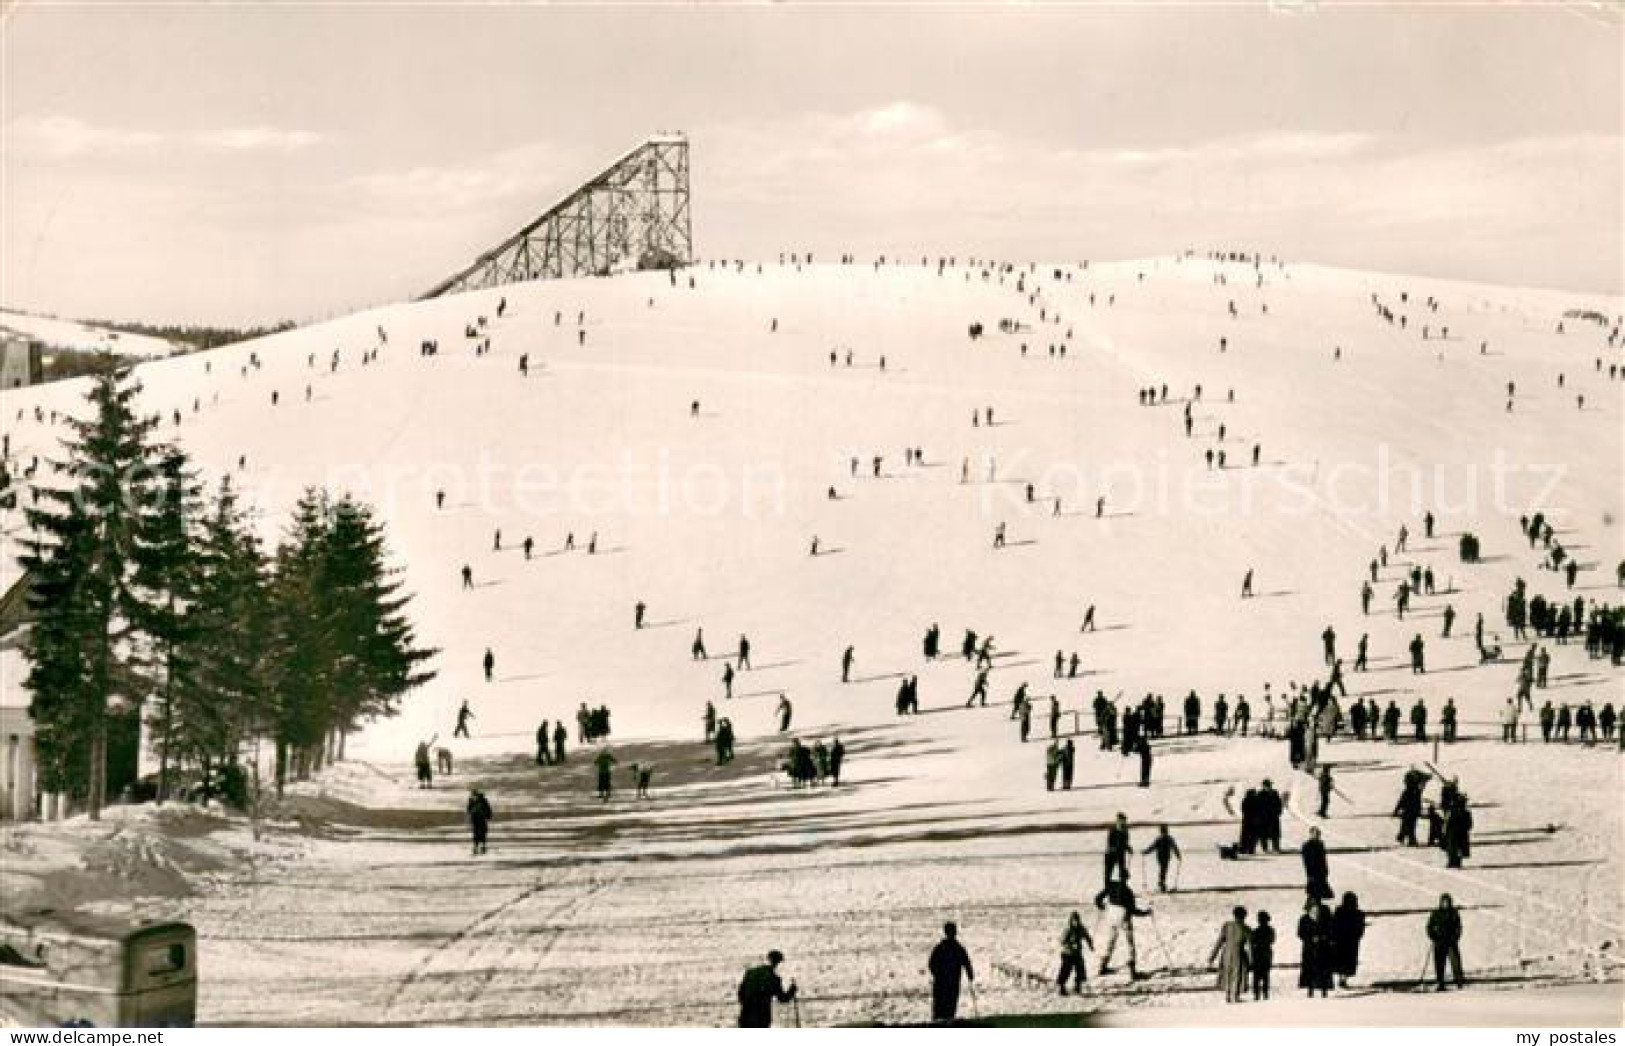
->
(1093, 131), (1377, 167)
(6, 115), (164, 157)
(692, 102), (1618, 291)
(341, 141), (589, 216)
(5, 114), (324, 157)
(196, 127), (324, 152)
(853, 101), (950, 141)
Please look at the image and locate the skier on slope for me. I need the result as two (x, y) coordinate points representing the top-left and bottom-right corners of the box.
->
(1094, 878), (1150, 979)
(1143, 825), (1182, 892)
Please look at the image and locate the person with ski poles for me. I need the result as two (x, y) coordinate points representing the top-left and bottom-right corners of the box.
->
(1143, 824), (1183, 892)
(1094, 877), (1151, 979)
(1057, 911), (1094, 996)
(737, 949), (798, 1027)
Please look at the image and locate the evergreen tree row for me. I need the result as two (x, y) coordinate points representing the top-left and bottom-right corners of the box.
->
(21, 366), (435, 818)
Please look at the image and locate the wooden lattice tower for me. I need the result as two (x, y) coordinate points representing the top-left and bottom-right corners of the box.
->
(419, 134), (691, 299)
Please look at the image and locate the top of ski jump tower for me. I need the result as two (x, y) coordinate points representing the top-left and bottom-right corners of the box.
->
(418, 133), (692, 300)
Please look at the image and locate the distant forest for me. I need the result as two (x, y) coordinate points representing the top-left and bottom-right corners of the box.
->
(93, 318), (298, 352)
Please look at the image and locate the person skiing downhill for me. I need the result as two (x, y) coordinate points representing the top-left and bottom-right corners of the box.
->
(967, 668), (989, 707)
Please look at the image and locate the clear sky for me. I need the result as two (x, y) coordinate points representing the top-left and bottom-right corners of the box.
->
(2, 2), (1620, 325)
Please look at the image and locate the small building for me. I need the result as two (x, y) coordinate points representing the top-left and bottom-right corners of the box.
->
(0, 701), (37, 821)
(0, 332), (45, 389)
(0, 570), (39, 820)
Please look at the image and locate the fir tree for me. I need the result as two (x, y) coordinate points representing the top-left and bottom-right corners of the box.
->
(129, 446), (204, 801)
(184, 477), (271, 803)
(319, 494), (437, 755)
(20, 366), (161, 818)
(266, 489), (334, 795)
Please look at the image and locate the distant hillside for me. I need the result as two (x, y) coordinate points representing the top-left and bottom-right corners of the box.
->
(89, 317), (296, 353)
(1, 308), (185, 359)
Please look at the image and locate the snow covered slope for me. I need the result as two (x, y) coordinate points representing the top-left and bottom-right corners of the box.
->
(2, 258), (1618, 744)
(0, 257), (1619, 1025)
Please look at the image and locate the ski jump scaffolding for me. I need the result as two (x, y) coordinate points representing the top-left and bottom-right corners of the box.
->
(418, 133), (692, 300)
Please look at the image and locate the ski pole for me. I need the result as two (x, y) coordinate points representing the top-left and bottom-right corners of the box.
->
(792, 997), (803, 1028)
(1147, 911), (1175, 969)
(970, 981), (981, 1020)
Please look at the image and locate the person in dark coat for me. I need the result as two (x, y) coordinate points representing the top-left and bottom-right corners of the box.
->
(1330, 892), (1367, 988)
(1444, 796), (1474, 868)
(1426, 802), (1445, 848)
(466, 787), (492, 855)
(593, 750), (617, 800)
(714, 718), (736, 765)
(553, 721), (567, 763)
(415, 740), (434, 788)
(1257, 781), (1284, 852)
(1302, 827), (1332, 901)
(1251, 912), (1276, 1000)
(1057, 911), (1094, 996)
(737, 950), (797, 1027)
(1394, 774), (1424, 846)
(1104, 813), (1132, 884)
(1238, 789), (1259, 854)
(1427, 894), (1465, 990)
(1297, 900), (1334, 997)
(928, 922), (975, 1022)
(1144, 825), (1182, 892)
